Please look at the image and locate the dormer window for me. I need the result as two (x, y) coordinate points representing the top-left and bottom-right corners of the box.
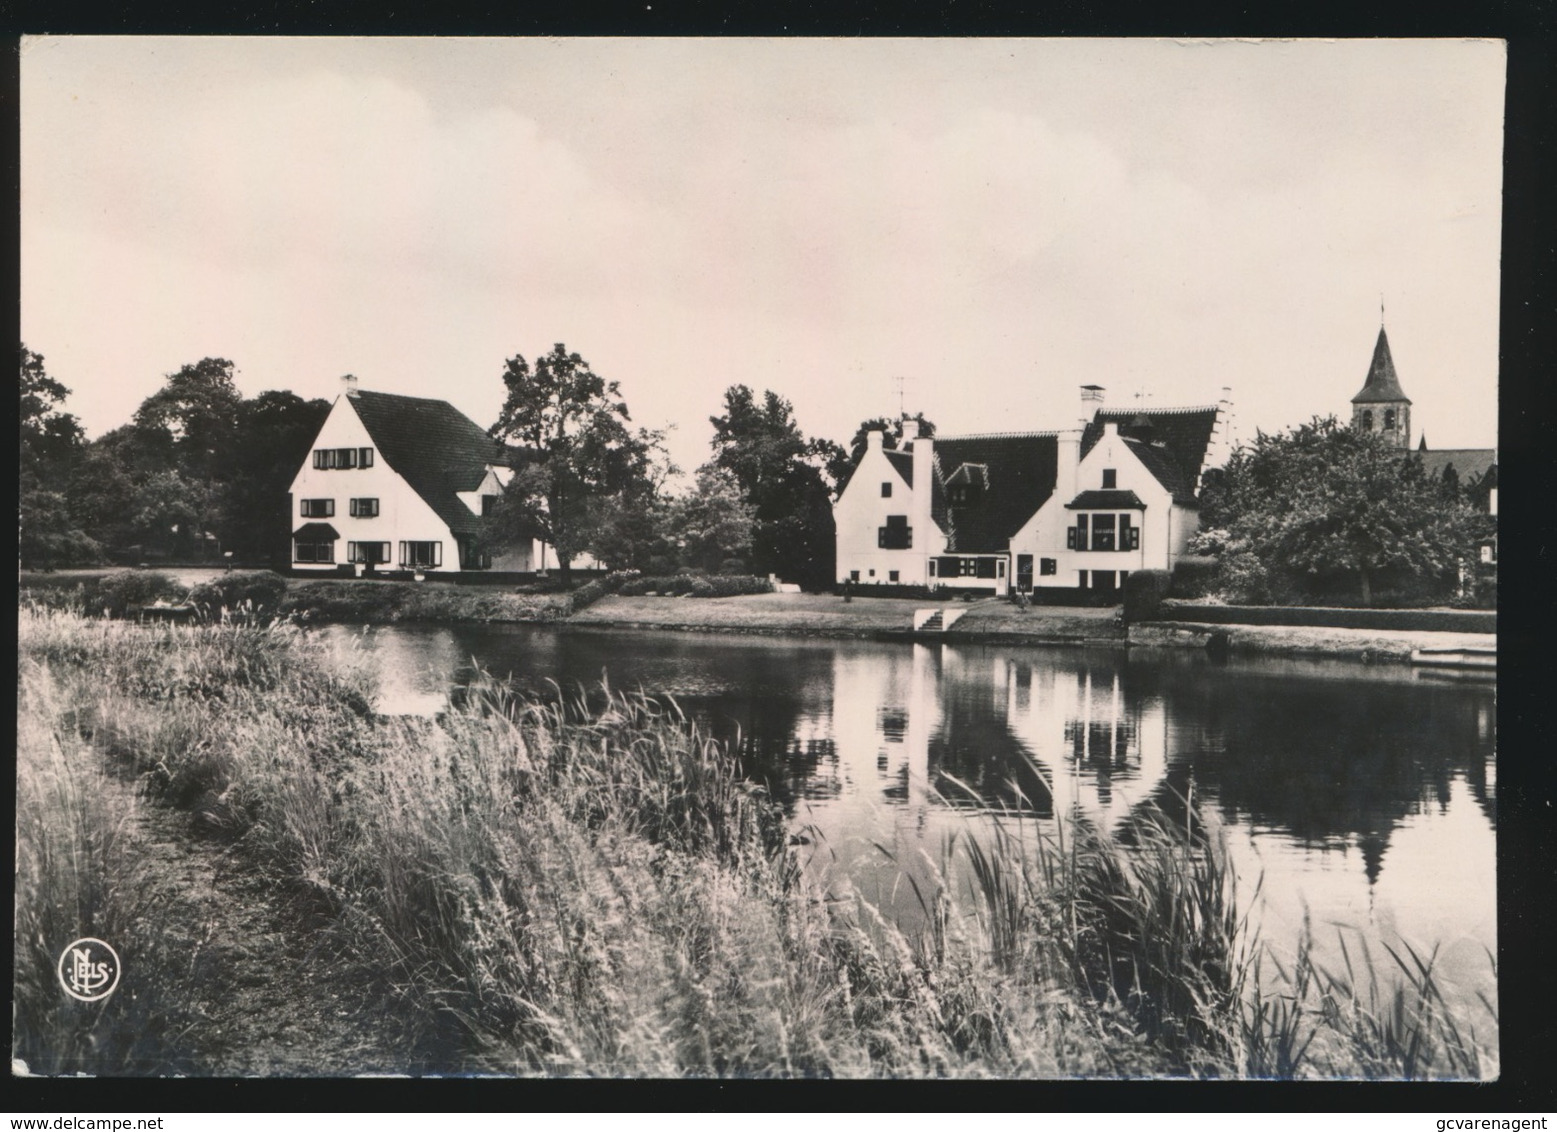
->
(1102, 469), (1117, 489)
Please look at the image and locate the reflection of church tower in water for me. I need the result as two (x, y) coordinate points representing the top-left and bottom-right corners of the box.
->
(1350, 319), (1412, 450)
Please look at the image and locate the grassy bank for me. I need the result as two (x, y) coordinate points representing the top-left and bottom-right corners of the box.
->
(16, 607), (1496, 1078)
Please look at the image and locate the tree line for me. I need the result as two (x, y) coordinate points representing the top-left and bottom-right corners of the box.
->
(18, 342), (922, 590)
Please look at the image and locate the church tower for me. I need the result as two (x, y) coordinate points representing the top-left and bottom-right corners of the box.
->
(1351, 323), (1412, 449)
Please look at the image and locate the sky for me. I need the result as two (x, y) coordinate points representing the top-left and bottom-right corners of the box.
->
(21, 37), (1505, 479)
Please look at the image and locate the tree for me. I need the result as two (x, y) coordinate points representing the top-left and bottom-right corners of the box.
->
(709, 385), (837, 590)
(668, 467), (756, 573)
(19, 345), (85, 488)
(1212, 416), (1479, 606)
(488, 344), (660, 586)
(829, 412), (938, 487)
(223, 390), (332, 564)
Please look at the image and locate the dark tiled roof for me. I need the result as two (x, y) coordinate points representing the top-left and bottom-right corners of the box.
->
(1412, 448), (1497, 485)
(347, 391), (525, 537)
(1084, 406), (1219, 506)
(1352, 327), (1412, 404)
(884, 449), (914, 486)
(834, 445), (914, 499)
(929, 433), (1058, 554)
(945, 462), (989, 487)
(292, 521), (340, 540)
(1066, 489), (1147, 510)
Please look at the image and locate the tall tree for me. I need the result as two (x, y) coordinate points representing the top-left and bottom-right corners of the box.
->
(829, 412), (938, 487)
(223, 391), (332, 565)
(19, 345), (85, 488)
(1213, 416), (1478, 605)
(488, 344), (659, 585)
(709, 385), (837, 590)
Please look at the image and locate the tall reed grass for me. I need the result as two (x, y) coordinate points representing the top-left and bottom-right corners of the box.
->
(14, 606), (1496, 1078)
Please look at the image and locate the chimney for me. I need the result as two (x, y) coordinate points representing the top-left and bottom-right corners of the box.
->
(1079, 383), (1105, 426)
(341, 374), (360, 398)
(912, 430), (935, 565)
(1056, 429), (1082, 508)
(901, 418), (920, 443)
(866, 427), (885, 452)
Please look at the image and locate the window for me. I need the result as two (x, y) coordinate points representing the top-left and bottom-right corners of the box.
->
(1040, 557), (1057, 576)
(878, 514), (912, 549)
(349, 497), (379, 518)
(1102, 468), (1117, 489)
(868, 569), (876, 577)
(889, 570), (899, 582)
(1362, 410), (1374, 430)
(997, 560), (1006, 578)
(881, 481), (893, 498)
(300, 498), (334, 518)
(399, 541), (442, 569)
(1122, 516), (1140, 551)
(976, 558), (998, 579)
(312, 447), (362, 470)
(294, 539), (335, 563)
(850, 570), (860, 582)
(348, 541), (391, 565)
(1384, 409), (1397, 430)
(928, 560), (937, 577)
(481, 494), (499, 517)
(1091, 514), (1117, 551)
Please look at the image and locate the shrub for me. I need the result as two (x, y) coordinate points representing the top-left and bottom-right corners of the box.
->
(93, 572), (189, 618)
(1122, 569), (1172, 623)
(718, 558), (748, 575)
(188, 571), (290, 617)
(1169, 557), (1221, 600)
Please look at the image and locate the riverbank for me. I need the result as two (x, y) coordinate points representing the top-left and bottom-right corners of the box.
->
(568, 592), (1124, 642)
(16, 607), (1495, 1079)
(566, 592), (1496, 663)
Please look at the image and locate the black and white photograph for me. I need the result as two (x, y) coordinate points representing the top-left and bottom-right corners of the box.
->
(16, 36), (1504, 1082)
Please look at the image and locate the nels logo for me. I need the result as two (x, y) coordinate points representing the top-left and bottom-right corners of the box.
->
(57, 938), (121, 1002)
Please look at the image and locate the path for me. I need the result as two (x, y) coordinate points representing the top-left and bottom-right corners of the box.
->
(101, 768), (414, 1076)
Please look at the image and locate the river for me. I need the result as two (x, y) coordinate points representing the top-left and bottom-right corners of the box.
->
(319, 621), (1498, 1022)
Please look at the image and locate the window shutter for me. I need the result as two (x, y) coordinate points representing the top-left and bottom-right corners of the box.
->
(360, 448), (374, 467)
(1066, 528), (1076, 550)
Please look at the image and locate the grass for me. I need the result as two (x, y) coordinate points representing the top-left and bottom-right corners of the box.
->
(14, 605), (1496, 1078)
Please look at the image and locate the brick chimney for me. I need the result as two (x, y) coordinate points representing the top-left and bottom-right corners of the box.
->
(341, 374), (360, 398)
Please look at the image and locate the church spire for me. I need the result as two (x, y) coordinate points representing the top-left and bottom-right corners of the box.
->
(1349, 318), (1412, 449)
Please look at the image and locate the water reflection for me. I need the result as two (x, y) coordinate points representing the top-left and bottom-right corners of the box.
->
(317, 623), (1496, 1009)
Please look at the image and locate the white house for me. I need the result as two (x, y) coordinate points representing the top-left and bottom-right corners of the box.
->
(287, 376), (590, 575)
(833, 388), (1227, 597)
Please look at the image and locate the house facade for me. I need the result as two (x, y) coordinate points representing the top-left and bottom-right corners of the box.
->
(287, 376), (586, 574)
(833, 390), (1226, 597)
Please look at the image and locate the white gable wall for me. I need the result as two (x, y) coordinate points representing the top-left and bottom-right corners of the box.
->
(833, 436), (928, 586)
(287, 396), (455, 571)
(1010, 425), (1185, 588)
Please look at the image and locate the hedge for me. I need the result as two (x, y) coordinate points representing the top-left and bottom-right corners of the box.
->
(617, 574), (775, 598)
(1154, 602), (1496, 634)
(1169, 556), (1221, 600)
(1122, 569), (1172, 624)
(188, 571), (290, 615)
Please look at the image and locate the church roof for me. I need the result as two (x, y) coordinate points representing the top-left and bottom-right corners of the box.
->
(1414, 448), (1497, 485)
(1352, 326), (1412, 404)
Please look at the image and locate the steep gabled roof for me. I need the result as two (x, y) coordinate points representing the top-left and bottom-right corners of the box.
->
(1352, 326), (1412, 404)
(929, 432), (1058, 554)
(1084, 405), (1219, 506)
(346, 390), (530, 538)
(883, 449), (915, 487)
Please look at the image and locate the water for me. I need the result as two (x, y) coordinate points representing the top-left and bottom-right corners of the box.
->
(321, 622), (1497, 1016)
